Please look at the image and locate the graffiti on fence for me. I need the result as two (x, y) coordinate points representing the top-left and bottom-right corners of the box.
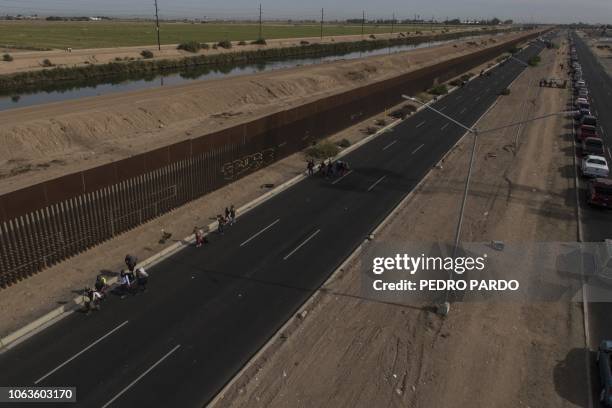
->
(221, 148), (275, 180)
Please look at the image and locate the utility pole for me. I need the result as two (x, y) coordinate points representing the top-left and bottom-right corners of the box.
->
(361, 10), (365, 39)
(320, 8), (324, 40)
(391, 12), (395, 34)
(258, 3), (263, 40)
(154, 0), (161, 51)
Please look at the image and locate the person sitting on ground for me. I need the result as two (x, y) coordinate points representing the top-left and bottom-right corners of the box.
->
(136, 267), (149, 291)
(95, 274), (108, 296)
(119, 270), (134, 298)
(85, 287), (102, 311)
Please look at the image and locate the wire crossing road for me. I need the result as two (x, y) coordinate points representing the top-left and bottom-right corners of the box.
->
(0, 42), (544, 407)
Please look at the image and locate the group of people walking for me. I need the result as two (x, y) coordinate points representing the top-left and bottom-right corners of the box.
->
(307, 158), (350, 178)
(217, 205), (236, 235)
(84, 254), (149, 312)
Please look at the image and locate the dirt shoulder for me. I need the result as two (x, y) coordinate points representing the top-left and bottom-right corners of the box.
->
(0, 27), (503, 76)
(215, 38), (586, 408)
(0, 30), (536, 195)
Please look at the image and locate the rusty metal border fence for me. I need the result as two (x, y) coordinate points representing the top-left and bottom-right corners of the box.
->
(0, 31), (543, 287)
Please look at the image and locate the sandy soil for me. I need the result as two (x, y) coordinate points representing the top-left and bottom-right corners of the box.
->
(0, 30), (536, 195)
(214, 38), (587, 408)
(0, 27), (503, 76)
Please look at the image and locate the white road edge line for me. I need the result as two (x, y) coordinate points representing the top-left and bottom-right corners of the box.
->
(608, 147), (612, 160)
(240, 219), (280, 247)
(438, 106), (447, 112)
(441, 123), (450, 131)
(332, 170), (353, 185)
(34, 320), (129, 385)
(416, 121), (426, 128)
(101, 344), (181, 408)
(382, 140), (397, 150)
(367, 176), (387, 192)
(412, 144), (425, 154)
(283, 229), (321, 261)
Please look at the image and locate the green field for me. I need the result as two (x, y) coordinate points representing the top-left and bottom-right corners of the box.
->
(0, 21), (484, 50)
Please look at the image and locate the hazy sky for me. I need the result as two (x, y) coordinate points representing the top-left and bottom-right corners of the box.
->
(0, 0), (610, 24)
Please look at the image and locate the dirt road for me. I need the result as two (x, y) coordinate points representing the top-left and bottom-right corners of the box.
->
(215, 37), (587, 408)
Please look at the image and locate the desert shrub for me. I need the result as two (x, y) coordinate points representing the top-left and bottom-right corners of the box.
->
(41, 58), (53, 67)
(2, 53), (13, 62)
(528, 56), (541, 67)
(428, 84), (448, 95)
(369, 34), (376, 39)
(238, 40), (247, 46)
(300, 40), (310, 45)
(375, 118), (387, 126)
(251, 38), (267, 45)
(140, 49), (154, 59)
(177, 41), (200, 52)
(200, 43), (210, 50)
(449, 79), (461, 87)
(305, 141), (340, 159)
(500, 88), (511, 95)
(337, 138), (351, 148)
(508, 46), (520, 54)
(217, 40), (232, 49)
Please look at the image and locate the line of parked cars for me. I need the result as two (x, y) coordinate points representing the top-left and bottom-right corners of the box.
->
(570, 40), (612, 209)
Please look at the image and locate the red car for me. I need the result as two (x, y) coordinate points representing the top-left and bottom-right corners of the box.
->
(577, 124), (598, 141)
(588, 178), (612, 208)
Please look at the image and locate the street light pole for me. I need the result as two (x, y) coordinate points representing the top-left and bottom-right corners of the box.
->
(402, 94), (577, 314)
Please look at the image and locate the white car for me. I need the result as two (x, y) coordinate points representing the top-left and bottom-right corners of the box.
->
(582, 155), (610, 178)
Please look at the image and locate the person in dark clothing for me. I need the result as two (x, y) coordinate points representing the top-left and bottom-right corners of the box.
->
(217, 214), (226, 234)
(229, 205), (236, 225)
(307, 159), (315, 176)
(125, 254), (137, 272)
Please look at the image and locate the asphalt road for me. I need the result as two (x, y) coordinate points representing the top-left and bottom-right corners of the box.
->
(0, 41), (545, 408)
(571, 32), (612, 408)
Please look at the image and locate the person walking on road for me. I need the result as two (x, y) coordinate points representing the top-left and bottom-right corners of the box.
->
(194, 227), (204, 248)
(307, 159), (315, 176)
(136, 267), (149, 292)
(217, 214), (226, 234)
(229, 205), (236, 225)
(125, 254), (137, 272)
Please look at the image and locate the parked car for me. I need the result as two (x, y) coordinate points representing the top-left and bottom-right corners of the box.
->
(577, 125), (598, 141)
(582, 155), (609, 178)
(575, 96), (589, 105)
(578, 89), (589, 99)
(575, 109), (592, 121)
(581, 115), (598, 127)
(588, 179), (612, 208)
(582, 137), (605, 156)
(575, 80), (586, 88)
(598, 341), (612, 405)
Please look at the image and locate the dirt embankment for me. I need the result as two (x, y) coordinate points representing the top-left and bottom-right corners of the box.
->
(216, 38), (587, 408)
(0, 30), (536, 195)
